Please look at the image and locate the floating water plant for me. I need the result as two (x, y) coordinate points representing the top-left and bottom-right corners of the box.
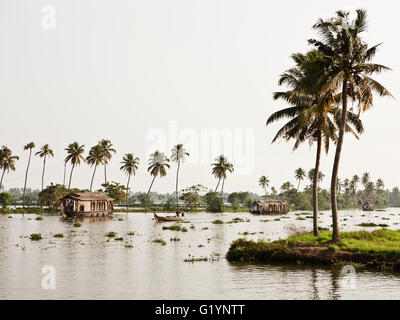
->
(212, 219), (224, 224)
(54, 233), (64, 238)
(106, 231), (117, 237)
(30, 233), (42, 241)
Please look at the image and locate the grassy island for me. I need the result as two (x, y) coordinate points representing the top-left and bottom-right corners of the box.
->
(226, 229), (400, 271)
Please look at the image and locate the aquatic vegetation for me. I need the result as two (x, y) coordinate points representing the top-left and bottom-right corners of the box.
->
(73, 223), (81, 227)
(198, 244), (204, 248)
(296, 217), (306, 221)
(127, 231), (135, 236)
(115, 237), (124, 241)
(274, 218), (281, 221)
(358, 223), (389, 228)
(35, 216), (43, 221)
(239, 231), (256, 236)
(118, 218), (124, 221)
(260, 219), (270, 222)
(201, 227), (209, 230)
(29, 233), (42, 241)
(54, 233), (64, 238)
(170, 237), (180, 242)
(153, 239), (167, 246)
(212, 219), (224, 224)
(106, 231), (117, 237)
(162, 225), (188, 232)
(124, 243), (134, 248)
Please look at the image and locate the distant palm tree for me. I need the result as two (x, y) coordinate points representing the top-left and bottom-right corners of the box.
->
(351, 175), (360, 192)
(0, 146), (19, 191)
(63, 160), (67, 187)
(120, 153), (140, 210)
(146, 151), (170, 212)
(65, 142), (85, 188)
(211, 155), (234, 198)
(362, 172), (370, 189)
(258, 176), (270, 196)
(35, 144), (54, 191)
(308, 169), (324, 184)
(376, 179), (384, 190)
(171, 144), (189, 210)
(86, 144), (104, 191)
(99, 139), (116, 184)
(22, 142), (35, 207)
(294, 168), (306, 191)
(280, 181), (294, 193)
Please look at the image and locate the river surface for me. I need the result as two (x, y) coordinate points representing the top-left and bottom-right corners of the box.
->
(1, 208), (400, 300)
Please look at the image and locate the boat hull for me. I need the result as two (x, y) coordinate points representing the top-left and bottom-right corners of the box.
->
(153, 213), (182, 222)
(61, 206), (113, 218)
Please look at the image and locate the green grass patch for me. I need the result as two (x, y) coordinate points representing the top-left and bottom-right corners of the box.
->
(212, 219), (224, 224)
(106, 231), (117, 237)
(54, 233), (64, 238)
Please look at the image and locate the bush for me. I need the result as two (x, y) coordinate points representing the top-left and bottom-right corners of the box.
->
(30, 233), (42, 241)
(203, 192), (224, 212)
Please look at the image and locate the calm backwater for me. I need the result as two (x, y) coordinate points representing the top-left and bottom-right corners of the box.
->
(1, 208), (400, 299)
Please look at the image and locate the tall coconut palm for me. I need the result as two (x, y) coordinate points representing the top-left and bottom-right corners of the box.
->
(258, 176), (270, 196)
(211, 155), (234, 198)
(35, 144), (54, 191)
(99, 139), (116, 184)
(294, 168), (306, 191)
(65, 142), (85, 188)
(171, 144), (189, 210)
(0, 146), (19, 191)
(362, 172), (370, 189)
(120, 153), (140, 210)
(22, 142), (35, 207)
(309, 9), (393, 242)
(267, 50), (363, 236)
(86, 144), (104, 191)
(146, 151), (170, 212)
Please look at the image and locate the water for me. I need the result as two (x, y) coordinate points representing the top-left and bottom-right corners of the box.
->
(1, 208), (400, 299)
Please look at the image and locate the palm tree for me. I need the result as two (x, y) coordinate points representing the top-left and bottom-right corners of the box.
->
(171, 144), (189, 210)
(376, 179), (384, 190)
(309, 9), (393, 242)
(258, 176), (270, 196)
(99, 139), (116, 184)
(146, 151), (170, 212)
(86, 144), (104, 191)
(352, 175), (360, 192)
(63, 160), (67, 187)
(35, 144), (54, 191)
(280, 182), (294, 193)
(65, 142), (85, 188)
(294, 168), (306, 191)
(211, 155), (234, 198)
(0, 146), (19, 191)
(120, 153), (140, 210)
(362, 172), (370, 189)
(267, 50), (363, 236)
(22, 142), (35, 207)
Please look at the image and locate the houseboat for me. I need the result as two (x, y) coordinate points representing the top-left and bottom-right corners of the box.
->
(250, 199), (289, 215)
(60, 192), (114, 218)
(362, 200), (374, 211)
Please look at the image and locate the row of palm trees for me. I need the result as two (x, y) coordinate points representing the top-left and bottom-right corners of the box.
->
(266, 9), (393, 242)
(1, 139), (237, 211)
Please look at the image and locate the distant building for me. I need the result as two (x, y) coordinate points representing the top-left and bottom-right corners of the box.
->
(60, 192), (113, 218)
(362, 200), (374, 211)
(251, 199), (289, 215)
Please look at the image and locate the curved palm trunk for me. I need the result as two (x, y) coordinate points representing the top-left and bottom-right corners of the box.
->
(0, 168), (6, 191)
(215, 178), (221, 193)
(63, 161), (66, 187)
(331, 78), (348, 243)
(68, 163), (75, 189)
(90, 165), (97, 191)
(23, 149), (33, 208)
(175, 162), (180, 210)
(145, 175), (156, 213)
(264, 186), (267, 196)
(297, 180), (301, 192)
(41, 156), (46, 191)
(126, 174), (131, 212)
(221, 178), (225, 199)
(313, 132), (322, 237)
(104, 164), (107, 184)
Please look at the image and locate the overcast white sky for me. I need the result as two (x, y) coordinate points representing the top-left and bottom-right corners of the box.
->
(0, 0), (399, 194)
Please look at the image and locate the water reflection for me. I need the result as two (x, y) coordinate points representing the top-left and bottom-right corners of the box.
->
(1, 209), (400, 299)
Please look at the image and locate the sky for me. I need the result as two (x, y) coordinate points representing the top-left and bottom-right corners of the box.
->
(0, 0), (399, 195)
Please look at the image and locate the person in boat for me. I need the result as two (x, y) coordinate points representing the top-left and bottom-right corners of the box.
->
(175, 210), (185, 217)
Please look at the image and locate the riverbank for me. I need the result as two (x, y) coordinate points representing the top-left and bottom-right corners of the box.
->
(226, 229), (400, 271)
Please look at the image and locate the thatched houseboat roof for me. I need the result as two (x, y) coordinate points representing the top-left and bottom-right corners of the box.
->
(61, 192), (113, 201)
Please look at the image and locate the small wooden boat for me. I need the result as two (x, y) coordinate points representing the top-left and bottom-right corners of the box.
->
(154, 212), (183, 222)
